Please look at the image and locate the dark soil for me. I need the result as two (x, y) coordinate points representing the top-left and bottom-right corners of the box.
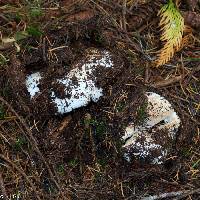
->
(0, 0), (199, 200)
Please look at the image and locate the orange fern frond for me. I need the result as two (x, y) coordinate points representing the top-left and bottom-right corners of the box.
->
(156, 0), (184, 67)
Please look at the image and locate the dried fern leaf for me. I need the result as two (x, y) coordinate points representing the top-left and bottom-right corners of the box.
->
(156, 0), (184, 66)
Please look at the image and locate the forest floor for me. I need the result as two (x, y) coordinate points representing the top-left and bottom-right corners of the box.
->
(0, 0), (200, 199)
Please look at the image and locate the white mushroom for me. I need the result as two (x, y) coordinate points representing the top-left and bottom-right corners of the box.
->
(25, 48), (113, 114)
(122, 92), (181, 164)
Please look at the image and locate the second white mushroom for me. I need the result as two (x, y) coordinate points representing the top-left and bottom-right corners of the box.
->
(122, 92), (181, 164)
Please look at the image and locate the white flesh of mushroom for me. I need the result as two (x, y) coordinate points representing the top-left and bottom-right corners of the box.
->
(26, 72), (42, 98)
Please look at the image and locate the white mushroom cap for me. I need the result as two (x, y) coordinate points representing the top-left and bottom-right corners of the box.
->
(50, 49), (113, 114)
(122, 92), (181, 164)
(25, 49), (113, 114)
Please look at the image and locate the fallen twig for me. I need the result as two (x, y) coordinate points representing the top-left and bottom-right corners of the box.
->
(122, 0), (127, 31)
(151, 64), (200, 88)
(49, 115), (72, 139)
(140, 188), (200, 200)
(150, 75), (182, 88)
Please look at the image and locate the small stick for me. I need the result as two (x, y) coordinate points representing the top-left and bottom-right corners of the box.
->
(50, 115), (72, 138)
(42, 37), (46, 62)
(48, 46), (68, 52)
(151, 64), (200, 88)
(144, 63), (150, 83)
(140, 188), (200, 200)
(150, 75), (182, 88)
(122, 0), (127, 31)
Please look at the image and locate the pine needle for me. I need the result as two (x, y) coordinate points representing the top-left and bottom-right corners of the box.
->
(126, 0), (146, 6)
(156, 0), (184, 67)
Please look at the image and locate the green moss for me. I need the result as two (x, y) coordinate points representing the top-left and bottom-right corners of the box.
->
(0, 54), (8, 66)
(68, 158), (79, 168)
(192, 159), (200, 169)
(97, 158), (107, 168)
(136, 101), (148, 125)
(83, 118), (107, 137)
(13, 136), (27, 151)
(180, 147), (192, 158)
(56, 164), (65, 175)
(116, 101), (126, 112)
(29, 7), (43, 18)
(26, 26), (43, 37)
(94, 121), (107, 136)
(14, 31), (29, 41)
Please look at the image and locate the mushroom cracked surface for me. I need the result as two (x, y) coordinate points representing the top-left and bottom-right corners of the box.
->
(122, 92), (181, 164)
